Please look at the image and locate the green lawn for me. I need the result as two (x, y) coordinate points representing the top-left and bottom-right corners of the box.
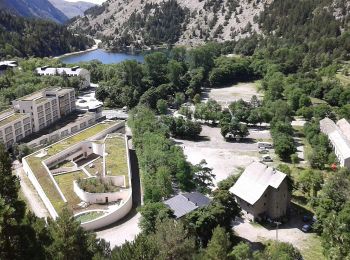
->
(300, 235), (325, 260)
(54, 171), (87, 209)
(336, 73), (350, 86)
(46, 122), (116, 156)
(105, 135), (129, 187)
(85, 157), (103, 176)
(75, 211), (105, 223)
(25, 122), (118, 213)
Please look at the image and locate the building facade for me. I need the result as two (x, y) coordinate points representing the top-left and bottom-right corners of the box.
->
(230, 162), (291, 221)
(12, 88), (76, 132)
(0, 110), (32, 148)
(35, 66), (90, 89)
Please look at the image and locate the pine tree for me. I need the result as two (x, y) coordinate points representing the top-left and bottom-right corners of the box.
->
(204, 226), (231, 260)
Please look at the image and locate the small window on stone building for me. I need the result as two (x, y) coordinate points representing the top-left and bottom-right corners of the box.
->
(264, 203), (266, 206)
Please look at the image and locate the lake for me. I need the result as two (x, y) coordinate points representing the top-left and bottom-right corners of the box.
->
(60, 49), (145, 64)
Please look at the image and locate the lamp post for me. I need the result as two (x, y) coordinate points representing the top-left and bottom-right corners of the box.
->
(274, 221), (282, 241)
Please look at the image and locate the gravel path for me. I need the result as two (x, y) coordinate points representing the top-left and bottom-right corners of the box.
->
(15, 164), (49, 218)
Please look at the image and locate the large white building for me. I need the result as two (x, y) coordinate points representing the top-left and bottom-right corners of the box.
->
(320, 117), (350, 168)
(35, 66), (90, 89)
(12, 87), (76, 132)
(0, 87), (99, 149)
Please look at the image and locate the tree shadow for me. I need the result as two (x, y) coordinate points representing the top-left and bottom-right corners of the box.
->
(225, 137), (256, 144)
(256, 202), (314, 232)
(234, 236), (265, 252)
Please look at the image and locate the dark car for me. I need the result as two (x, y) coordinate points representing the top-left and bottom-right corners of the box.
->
(302, 224), (312, 232)
(303, 215), (312, 222)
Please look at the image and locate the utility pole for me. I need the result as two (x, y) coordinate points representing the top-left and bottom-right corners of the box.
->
(274, 221), (282, 241)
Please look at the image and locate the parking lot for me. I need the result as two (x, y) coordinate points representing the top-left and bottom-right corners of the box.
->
(174, 124), (273, 185)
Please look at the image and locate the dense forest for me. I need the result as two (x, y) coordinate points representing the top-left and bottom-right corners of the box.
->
(0, 11), (93, 58)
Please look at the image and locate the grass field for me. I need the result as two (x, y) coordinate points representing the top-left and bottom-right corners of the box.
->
(75, 211), (105, 223)
(301, 235), (325, 260)
(85, 157), (103, 176)
(54, 171), (87, 209)
(336, 73), (350, 86)
(105, 135), (129, 187)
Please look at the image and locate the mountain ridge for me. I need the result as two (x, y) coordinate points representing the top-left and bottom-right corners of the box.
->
(0, 0), (68, 23)
(49, 0), (95, 19)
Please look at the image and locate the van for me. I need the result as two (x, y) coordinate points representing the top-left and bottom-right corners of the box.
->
(122, 106), (128, 113)
(258, 142), (273, 149)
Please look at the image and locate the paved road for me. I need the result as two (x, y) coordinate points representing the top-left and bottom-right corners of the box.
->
(96, 145), (142, 249)
(14, 164), (49, 218)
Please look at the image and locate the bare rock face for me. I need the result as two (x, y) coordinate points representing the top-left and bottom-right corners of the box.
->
(69, 0), (349, 50)
(49, 0), (96, 19)
(69, 0), (271, 50)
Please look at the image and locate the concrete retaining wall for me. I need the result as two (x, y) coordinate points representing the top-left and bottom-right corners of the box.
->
(73, 180), (130, 204)
(79, 191), (133, 230)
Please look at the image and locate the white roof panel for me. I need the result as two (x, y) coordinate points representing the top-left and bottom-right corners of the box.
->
(229, 162), (286, 205)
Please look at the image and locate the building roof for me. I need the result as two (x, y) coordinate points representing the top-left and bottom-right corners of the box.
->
(0, 111), (28, 128)
(163, 192), (211, 219)
(229, 162), (287, 205)
(337, 118), (350, 142)
(320, 117), (350, 160)
(320, 117), (337, 135)
(36, 67), (87, 76)
(0, 61), (17, 67)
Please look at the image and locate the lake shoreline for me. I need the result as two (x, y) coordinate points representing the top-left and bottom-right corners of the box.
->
(55, 39), (101, 60)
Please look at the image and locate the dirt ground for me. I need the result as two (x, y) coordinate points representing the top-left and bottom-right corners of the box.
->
(233, 213), (324, 260)
(206, 82), (263, 107)
(174, 125), (272, 185)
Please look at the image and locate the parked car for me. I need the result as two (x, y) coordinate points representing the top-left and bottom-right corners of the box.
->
(259, 149), (269, 154)
(303, 215), (312, 222)
(302, 224), (312, 232)
(258, 142), (273, 149)
(261, 155), (273, 162)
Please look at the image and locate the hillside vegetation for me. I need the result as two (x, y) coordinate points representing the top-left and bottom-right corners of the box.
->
(0, 11), (94, 58)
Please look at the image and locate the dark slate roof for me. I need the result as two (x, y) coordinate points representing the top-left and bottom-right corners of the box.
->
(163, 192), (211, 219)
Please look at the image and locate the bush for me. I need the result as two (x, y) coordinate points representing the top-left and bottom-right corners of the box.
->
(77, 177), (119, 193)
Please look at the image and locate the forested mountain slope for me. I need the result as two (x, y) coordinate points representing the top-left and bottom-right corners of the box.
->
(69, 0), (270, 50)
(0, 0), (68, 23)
(69, 0), (349, 51)
(0, 11), (94, 58)
(49, 0), (95, 19)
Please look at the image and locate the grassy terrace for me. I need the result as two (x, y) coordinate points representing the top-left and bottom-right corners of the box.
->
(105, 135), (129, 187)
(25, 122), (117, 213)
(85, 157), (103, 176)
(0, 113), (25, 127)
(54, 171), (87, 210)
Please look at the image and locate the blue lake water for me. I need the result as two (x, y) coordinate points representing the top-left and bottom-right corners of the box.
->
(60, 49), (145, 64)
